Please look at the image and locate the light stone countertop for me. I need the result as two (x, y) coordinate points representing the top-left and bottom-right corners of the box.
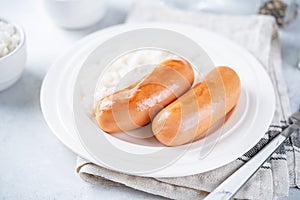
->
(0, 0), (299, 199)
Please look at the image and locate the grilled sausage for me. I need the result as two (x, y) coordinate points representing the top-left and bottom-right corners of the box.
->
(95, 59), (194, 133)
(152, 66), (241, 146)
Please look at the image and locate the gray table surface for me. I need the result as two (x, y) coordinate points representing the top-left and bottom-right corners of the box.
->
(0, 0), (299, 199)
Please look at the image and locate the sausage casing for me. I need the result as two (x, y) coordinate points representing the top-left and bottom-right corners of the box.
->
(95, 59), (194, 133)
(152, 66), (241, 146)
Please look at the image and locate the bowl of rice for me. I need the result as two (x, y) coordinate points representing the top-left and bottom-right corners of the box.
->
(0, 18), (26, 92)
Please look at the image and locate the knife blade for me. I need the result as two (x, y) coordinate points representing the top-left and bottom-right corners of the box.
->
(204, 110), (300, 200)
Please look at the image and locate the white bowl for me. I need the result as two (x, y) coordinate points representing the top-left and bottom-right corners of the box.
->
(43, 0), (107, 29)
(0, 19), (26, 92)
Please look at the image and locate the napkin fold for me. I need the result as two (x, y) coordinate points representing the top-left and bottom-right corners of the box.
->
(76, 3), (300, 199)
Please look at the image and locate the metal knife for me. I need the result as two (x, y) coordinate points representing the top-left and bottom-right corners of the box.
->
(204, 110), (300, 200)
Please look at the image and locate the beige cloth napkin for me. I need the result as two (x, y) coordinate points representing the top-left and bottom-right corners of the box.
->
(76, 3), (300, 199)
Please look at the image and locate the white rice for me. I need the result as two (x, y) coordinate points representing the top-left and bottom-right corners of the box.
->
(0, 20), (21, 58)
(94, 49), (177, 100)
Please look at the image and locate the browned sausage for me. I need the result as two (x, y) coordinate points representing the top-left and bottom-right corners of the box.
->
(95, 59), (194, 133)
(152, 66), (241, 146)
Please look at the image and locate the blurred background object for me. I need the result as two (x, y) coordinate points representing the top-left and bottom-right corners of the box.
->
(298, 52), (300, 69)
(163, 0), (262, 14)
(163, 0), (300, 73)
(259, 0), (298, 26)
(164, 0), (299, 26)
(43, 0), (107, 29)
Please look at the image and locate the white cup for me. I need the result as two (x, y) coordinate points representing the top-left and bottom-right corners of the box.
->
(43, 0), (107, 29)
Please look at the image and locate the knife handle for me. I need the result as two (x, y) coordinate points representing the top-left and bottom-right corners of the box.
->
(204, 124), (299, 200)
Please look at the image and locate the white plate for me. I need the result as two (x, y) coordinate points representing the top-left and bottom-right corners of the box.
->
(41, 22), (275, 177)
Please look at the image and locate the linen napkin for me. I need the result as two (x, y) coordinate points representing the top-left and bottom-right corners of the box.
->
(76, 3), (300, 199)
